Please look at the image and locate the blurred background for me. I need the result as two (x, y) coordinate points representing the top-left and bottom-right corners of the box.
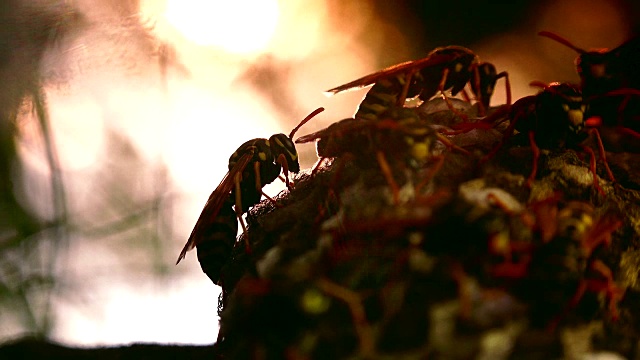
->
(0, 0), (638, 346)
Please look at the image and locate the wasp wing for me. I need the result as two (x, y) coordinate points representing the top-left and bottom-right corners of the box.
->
(324, 52), (459, 95)
(610, 34), (640, 60)
(176, 149), (255, 264)
(295, 118), (369, 144)
(611, 35), (640, 87)
(295, 130), (327, 144)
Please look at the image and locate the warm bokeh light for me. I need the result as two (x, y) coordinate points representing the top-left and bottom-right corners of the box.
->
(164, 0), (279, 53)
(6, 0), (634, 349)
(13, 0), (386, 346)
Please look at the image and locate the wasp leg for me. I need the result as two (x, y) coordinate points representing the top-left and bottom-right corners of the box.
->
(316, 278), (374, 357)
(253, 161), (262, 194)
(261, 190), (282, 206)
(530, 194), (561, 243)
(479, 107), (520, 163)
(249, 160), (279, 208)
(310, 157), (329, 178)
(439, 122), (494, 136)
(579, 145), (605, 196)
(587, 260), (625, 321)
(397, 68), (417, 107)
(234, 172), (251, 253)
(526, 131), (541, 188)
(472, 65), (486, 116)
(547, 280), (587, 333)
(435, 133), (471, 155)
(617, 126), (640, 139)
(461, 87), (472, 103)
(581, 217), (622, 257)
(555, 260), (624, 330)
(617, 93), (632, 127)
(444, 103), (512, 136)
(415, 154), (445, 194)
(549, 236), (624, 330)
(438, 68), (471, 122)
(253, 159), (285, 208)
(498, 71), (512, 106)
(586, 128), (615, 183)
(376, 151), (400, 205)
(276, 153), (292, 189)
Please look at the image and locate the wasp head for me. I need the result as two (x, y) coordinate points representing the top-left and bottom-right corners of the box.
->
(538, 31), (617, 94)
(542, 83), (586, 136)
(269, 133), (300, 173)
(472, 62), (499, 110)
(556, 201), (595, 241)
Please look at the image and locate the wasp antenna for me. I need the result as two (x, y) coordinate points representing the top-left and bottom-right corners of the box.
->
(538, 31), (587, 54)
(289, 107), (324, 139)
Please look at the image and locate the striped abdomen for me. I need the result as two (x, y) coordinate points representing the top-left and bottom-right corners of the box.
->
(196, 195), (238, 285)
(355, 74), (421, 121)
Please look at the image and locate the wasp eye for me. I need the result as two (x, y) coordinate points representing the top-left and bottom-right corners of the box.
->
(562, 104), (570, 112)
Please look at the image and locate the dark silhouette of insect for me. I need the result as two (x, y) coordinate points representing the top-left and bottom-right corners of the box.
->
(539, 31), (640, 129)
(296, 107), (467, 203)
(477, 82), (614, 193)
(295, 112), (421, 204)
(325, 46), (510, 121)
(176, 107), (324, 285)
(523, 199), (623, 330)
(539, 31), (640, 95)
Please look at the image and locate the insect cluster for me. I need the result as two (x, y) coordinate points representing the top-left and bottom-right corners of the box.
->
(178, 32), (640, 359)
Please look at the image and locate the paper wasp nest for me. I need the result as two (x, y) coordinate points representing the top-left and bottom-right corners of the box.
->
(211, 96), (640, 359)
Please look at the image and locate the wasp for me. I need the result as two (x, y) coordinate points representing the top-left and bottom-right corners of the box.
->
(296, 107), (468, 203)
(176, 107), (324, 285)
(485, 196), (624, 329)
(525, 199), (623, 329)
(538, 31), (640, 96)
(325, 46), (510, 121)
(539, 31), (640, 130)
(475, 82), (614, 193)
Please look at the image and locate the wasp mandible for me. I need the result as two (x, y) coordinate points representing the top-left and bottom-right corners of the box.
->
(176, 107), (324, 285)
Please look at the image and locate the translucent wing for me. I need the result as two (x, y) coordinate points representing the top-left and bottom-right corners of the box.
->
(176, 148), (255, 264)
(324, 52), (459, 95)
(295, 118), (368, 144)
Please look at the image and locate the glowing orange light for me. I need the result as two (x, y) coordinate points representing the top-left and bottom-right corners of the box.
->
(164, 0), (279, 53)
